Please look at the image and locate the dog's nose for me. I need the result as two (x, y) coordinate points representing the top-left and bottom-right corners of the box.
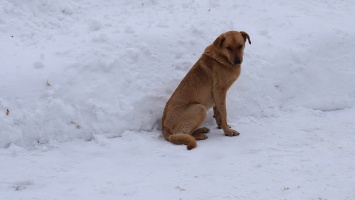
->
(234, 58), (242, 65)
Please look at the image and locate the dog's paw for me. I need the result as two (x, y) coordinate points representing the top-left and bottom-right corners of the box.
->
(217, 124), (231, 129)
(193, 127), (210, 134)
(201, 134), (208, 140)
(200, 127), (210, 133)
(192, 127), (209, 140)
(195, 133), (208, 140)
(224, 129), (240, 137)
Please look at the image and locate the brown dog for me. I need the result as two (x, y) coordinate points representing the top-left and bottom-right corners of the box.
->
(162, 31), (251, 150)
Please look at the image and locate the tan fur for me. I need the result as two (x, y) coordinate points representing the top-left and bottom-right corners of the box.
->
(162, 31), (251, 150)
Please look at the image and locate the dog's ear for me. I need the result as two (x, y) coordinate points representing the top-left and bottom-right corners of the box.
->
(213, 34), (225, 49)
(240, 31), (251, 45)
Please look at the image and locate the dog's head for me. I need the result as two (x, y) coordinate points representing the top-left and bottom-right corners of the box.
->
(213, 31), (251, 66)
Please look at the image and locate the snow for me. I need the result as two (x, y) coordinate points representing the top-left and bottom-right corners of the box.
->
(1, 0), (355, 199)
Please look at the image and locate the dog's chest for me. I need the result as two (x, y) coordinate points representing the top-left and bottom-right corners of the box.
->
(216, 66), (241, 88)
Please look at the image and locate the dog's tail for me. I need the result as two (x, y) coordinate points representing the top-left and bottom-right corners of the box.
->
(163, 128), (197, 150)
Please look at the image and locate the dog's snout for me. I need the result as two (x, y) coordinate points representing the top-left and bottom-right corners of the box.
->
(234, 58), (242, 65)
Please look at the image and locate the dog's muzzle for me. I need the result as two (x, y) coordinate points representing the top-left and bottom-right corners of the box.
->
(234, 58), (242, 65)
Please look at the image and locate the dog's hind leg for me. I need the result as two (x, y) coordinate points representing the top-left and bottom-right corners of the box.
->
(164, 104), (207, 150)
(173, 104), (207, 136)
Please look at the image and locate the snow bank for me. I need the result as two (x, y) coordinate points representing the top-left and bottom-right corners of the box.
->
(1, 0), (355, 148)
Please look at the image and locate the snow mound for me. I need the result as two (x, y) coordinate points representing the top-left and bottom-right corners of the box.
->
(1, 0), (355, 148)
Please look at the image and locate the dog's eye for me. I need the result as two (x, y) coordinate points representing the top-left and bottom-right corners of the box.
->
(238, 45), (243, 49)
(226, 46), (232, 51)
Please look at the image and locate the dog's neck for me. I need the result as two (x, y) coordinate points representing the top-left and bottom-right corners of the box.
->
(203, 45), (236, 69)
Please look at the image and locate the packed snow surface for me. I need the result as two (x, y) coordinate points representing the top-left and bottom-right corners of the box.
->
(1, 0), (355, 199)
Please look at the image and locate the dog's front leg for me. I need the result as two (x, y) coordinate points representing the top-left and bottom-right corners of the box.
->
(213, 106), (222, 128)
(213, 106), (232, 129)
(213, 89), (240, 136)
